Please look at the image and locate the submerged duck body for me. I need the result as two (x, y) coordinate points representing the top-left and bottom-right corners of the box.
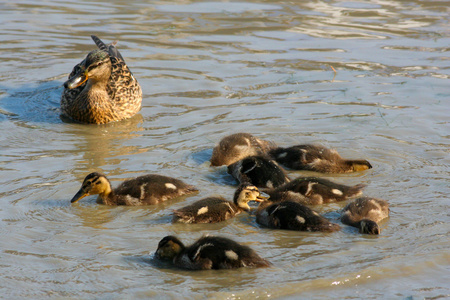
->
(210, 133), (276, 166)
(265, 177), (366, 205)
(269, 144), (372, 173)
(227, 156), (290, 189)
(155, 235), (271, 270)
(61, 35), (142, 124)
(256, 201), (341, 232)
(341, 197), (389, 234)
(172, 184), (267, 223)
(70, 172), (198, 205)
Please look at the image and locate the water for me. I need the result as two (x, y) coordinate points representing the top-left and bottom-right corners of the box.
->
(0, 0), (449, 299)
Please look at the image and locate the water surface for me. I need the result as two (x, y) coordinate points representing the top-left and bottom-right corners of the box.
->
(0, 0), (449, 299)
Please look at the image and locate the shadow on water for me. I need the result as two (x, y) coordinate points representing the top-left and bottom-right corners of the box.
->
(0, 79), (63, 124)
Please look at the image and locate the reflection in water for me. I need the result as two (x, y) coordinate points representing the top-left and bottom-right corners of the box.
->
(0, 0), (448, 299)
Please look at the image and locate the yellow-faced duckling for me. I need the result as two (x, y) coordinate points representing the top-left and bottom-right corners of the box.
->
(256, 200), (341, 232)
(269, 144), (372, 173)
(61, 35), (142, 124)
(341, 197), (389, 234)
(172, 183), (268, 223)
(227, 156), (290, 189)
(210, 133), (276, 166)
(264, 177), (366, 205)
(155, 235), (271, 270)
(70, 172), (198, 205)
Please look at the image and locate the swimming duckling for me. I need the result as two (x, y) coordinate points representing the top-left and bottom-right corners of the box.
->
(172, 183), (268, 223)
(256, 200), (341, 232)
(70, 172), (198, 205)
(269, 144), (372, 173)
(61, 35), (142, 124)
(341, 197), (389, 234)
(264, 177), (366, 205)
(155, 235), (271, 270)
(210, 133), (276, 166)
(227, 156), (290, 189)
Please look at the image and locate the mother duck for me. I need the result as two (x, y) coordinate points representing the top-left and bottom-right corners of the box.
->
(61, 35), (142, 124)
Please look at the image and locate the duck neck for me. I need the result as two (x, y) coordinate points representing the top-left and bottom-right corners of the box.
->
(97, 185), (114, 205)
(84, 78), (110, 103)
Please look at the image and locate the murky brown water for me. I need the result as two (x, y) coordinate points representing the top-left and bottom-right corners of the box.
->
(0, 0), (449, 299)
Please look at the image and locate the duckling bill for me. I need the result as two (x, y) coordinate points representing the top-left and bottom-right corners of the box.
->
(155, 235), (271, 270)
(70, 172), (198, 205)
(172, 183), (269, 224)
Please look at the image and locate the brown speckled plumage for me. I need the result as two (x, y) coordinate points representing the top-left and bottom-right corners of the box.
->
(61, 35), (142, 124)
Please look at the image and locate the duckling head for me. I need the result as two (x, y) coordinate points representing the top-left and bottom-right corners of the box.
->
(64, 50), (111, 89)
(234, 183), (270, 211)
(156, 236), (184, 260)
(360, 220), (380, 234)
(70, 172), (112, 203)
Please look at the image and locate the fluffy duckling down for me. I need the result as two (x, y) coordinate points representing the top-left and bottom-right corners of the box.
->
(264, 177), (366, 205)
(256, 200), (341, 232)
(172, 183), (268, 224)
(210, 133), (276, 166)
(155, 235), (271, 270)
(341, 197), (389, 234)
(269, 144), (372, 173)
(227, 155), (290, 189)
(70, 172), (198, 205)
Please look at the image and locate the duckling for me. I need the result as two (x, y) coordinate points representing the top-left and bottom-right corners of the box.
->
(227, 156), (290, 189)
(256, 200), (341, 232)
(210, 133), (276, 166)
(172, 183), (268, 223)
(269, 144), (372, 173)
(341, 197), (389, 234)
(70, 172), (198, 205)
(61, 35), (142, 124)
(264, 177), (366, 205)
(155, 235), (271, 270)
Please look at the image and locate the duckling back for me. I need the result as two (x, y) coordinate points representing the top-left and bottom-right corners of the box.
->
(110, 174), (197, 205)
(177, 236), (271, 270)
(227, 155), (290, 189)
(210, 133), (276, 166)
(341, 197), (389, 234)
(269, 144), (372, 173)
(256, 201), (341, 232)
(265, 177), (366, 205)
(172, 197), (239, 224)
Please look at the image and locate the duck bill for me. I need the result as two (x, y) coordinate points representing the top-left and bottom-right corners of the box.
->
(64, 71), (88, 89)
(255, 192), (270, 202)
(70, 188), (88, 203)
